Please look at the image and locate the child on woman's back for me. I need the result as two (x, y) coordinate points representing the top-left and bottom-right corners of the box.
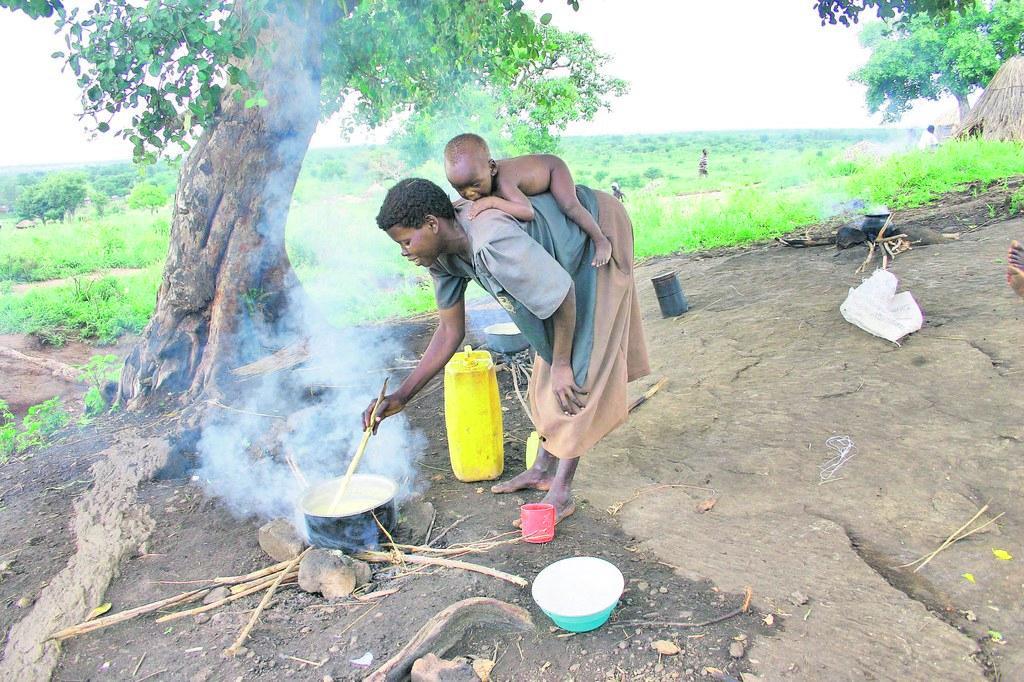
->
(443, 133), (612, 268)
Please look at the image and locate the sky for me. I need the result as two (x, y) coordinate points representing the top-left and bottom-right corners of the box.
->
(0, 0), (961, 168)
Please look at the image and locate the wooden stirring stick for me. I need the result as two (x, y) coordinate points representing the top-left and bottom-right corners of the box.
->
(329, 378), (389, 510)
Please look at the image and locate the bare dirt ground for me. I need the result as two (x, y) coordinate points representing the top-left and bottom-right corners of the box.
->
(0, 334), (136, 418)
(1, 182), (1022, 681)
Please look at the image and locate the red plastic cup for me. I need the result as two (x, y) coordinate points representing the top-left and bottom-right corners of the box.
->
(520, 503), (556, 543)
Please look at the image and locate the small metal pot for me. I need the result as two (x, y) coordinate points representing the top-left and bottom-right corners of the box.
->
(484, 322), (529, 354)
(301, 473), (398, 552)
(651, 272), (688, 318)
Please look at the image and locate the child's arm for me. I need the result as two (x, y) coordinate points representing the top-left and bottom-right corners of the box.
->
(470, 189), (535, 222)
(546, 156), (612, 266)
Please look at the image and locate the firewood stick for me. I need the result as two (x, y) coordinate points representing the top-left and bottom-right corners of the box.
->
(614, 587), (752, 629)
(331, 378), (388, 509)
(629, 377), (667, 413)
(214, 559), (293, 585)
(156, 570), (299, 623)
(355, 550), (527, 587)
(283, 446), (309, 488)
(224, 548), (310, 657)
(229, 567), (298, 594)
(51, 588), (210, 640)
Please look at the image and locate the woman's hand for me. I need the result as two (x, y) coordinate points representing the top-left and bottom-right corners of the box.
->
(362, 393), (407, 433)
(550, 363), (588, 416)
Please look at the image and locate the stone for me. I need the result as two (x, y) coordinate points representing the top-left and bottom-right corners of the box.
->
(203, 586), (231, 604)
(194, 612), (211, 624)
(618, 641), (629, 650)
(16, 596), (33, 609)
(729, 641), (746, 659)
(396, 500), (436, 544)
(258, 518), (307, 562)
(658, 586), (668, 594)
(351, 559), (372, 587)
(652, 640), (680, 656)
(636, 581), (650, 592)
(569, 663), (581, 673)
(298, 549), (357, 599)
(788, 591), (809, 606)
(410, 654), (477, 682)
(472, 658), (495, 681)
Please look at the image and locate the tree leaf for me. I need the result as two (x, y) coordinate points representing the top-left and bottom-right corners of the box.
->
(540, 12), (552, 24)
(989, 630), (1003, 641)
(86, 602), (111, 621)
(992, 549), (1013, 561)
(962, 572), (975, 583)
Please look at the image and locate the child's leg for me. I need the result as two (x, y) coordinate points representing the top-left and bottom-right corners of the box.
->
(548, 160), (612, 266)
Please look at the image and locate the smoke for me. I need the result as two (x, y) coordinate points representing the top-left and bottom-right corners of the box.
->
(189, 4), (426, 534)
(193, 319), (425, 531)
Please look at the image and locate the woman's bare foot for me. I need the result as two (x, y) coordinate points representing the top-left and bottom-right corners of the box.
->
(491, 468), (553, 494)
(1008, 241), (1024, 299)
(512, 491), (576, 528)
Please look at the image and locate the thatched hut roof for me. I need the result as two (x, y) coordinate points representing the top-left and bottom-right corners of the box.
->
(956, 56), (1024, 141)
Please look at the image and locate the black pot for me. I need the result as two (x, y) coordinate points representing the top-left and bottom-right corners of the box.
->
(301, 473), (398, 552)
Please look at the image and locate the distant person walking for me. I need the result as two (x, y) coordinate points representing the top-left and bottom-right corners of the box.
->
(917, 125), (939, 150)
(611, 182), (626, 202)
(698, 149), (709, 177)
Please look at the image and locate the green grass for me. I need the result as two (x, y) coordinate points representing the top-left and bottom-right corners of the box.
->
(844, 138), (1024, 208)
(625, 138), (1024, 257)
(0, 208), (169, 282)
(0, 267), (160, 344)
(1, 132), (1022, 344)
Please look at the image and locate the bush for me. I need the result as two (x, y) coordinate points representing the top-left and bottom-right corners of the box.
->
(1011, 186), (1024, 215)
(77, 354), (121, 416)
(0, 400), (14, 463)
(15, 397), (69, 453)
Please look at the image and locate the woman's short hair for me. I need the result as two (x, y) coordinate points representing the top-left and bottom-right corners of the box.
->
(376, 178), (456, 231)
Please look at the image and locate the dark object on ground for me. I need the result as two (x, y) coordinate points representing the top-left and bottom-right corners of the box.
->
(651, 272), (688, 317)
(862, 210), (893, 242)
(836, 227), (868, 250)
(366, 597), (533, 682)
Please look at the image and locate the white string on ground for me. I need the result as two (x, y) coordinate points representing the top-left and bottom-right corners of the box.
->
(819, 435), (856, 484)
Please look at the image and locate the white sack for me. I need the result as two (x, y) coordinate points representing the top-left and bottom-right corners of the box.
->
(840, 269), (923, 344)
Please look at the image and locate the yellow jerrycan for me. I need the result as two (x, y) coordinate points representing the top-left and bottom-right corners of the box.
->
(444, 346), (504, 482)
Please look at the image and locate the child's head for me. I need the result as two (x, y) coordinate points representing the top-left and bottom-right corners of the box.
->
(444, 133), (496, 201)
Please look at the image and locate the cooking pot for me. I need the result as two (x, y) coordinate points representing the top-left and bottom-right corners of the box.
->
(301, 473), (398, 552)
(484, 322), (529, 354)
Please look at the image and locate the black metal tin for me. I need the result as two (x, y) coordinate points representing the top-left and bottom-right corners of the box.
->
(651, 272), (688, 318)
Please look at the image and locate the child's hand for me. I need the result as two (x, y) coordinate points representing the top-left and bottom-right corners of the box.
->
(467, 197), (497, 219)
(591, 235), (612, 268)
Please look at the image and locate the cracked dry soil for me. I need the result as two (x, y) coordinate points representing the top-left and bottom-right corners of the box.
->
(583, 211), (1024, 680)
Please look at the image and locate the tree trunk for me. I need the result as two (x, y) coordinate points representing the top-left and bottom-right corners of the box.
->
(954, 92), (971, 122)
(117, 1), (323, 409)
